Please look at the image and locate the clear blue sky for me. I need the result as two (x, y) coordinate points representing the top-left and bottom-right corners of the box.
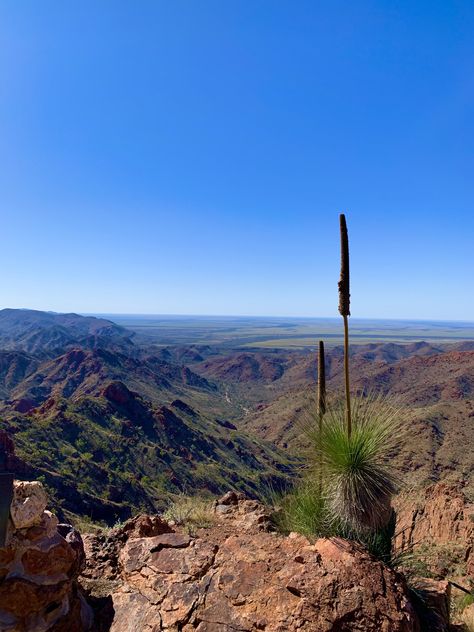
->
(0, 1), (473, 319)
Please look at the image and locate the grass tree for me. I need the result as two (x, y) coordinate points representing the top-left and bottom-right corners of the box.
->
(319, 214), (399, 532)
(277, 213), (402, 543)
(310, 395), (400, 532)
(317, 340), (326, 424)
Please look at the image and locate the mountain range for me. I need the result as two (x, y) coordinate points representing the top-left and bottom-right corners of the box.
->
(0, 310), (293, 523)
(0, 308), (134, 355)
(0, 308), (473, 524)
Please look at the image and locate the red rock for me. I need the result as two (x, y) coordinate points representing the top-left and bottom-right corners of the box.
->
(216, 491), (245, 505)
(90, 496), (420, 632)
(0, 577), (71, 617)
(102, 381), (133, 405)
(57, 523), (86, 577)
(394, 482), (474, 578)
(118, 513), (173, 539)
(0, 480), (91, 631)
(0, 547), (15, 580)
(22, 541), (76, 577)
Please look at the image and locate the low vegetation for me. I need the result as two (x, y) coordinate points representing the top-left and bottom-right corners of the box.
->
(5, 391), (294, 525)
(164, 494), (215, 533)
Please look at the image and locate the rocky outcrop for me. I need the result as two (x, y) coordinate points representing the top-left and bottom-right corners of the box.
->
(0, 480), (91, 631)
(81, 514), (174, 598)
(83, 494), (419, 631)
(394, 482), (474, 579)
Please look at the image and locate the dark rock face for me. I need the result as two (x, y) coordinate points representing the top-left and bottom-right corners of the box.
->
(102, 381), (134, 406)
(81, 497), (420, 632)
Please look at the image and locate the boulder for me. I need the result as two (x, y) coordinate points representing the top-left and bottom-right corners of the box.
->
(117, 514), (173, 539)
(462, 603), (474, 629)
(213, 494), (273, 531)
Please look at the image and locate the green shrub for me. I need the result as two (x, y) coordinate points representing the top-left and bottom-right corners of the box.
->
(273, 480), (330, 538)
(308, 395), (403, 533)
(273, 475), (399, 564)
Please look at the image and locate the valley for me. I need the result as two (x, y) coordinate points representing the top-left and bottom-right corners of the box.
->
(0, 308), (473, 527)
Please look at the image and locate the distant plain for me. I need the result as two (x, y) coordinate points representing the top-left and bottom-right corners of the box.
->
(96, 315), (474, 348)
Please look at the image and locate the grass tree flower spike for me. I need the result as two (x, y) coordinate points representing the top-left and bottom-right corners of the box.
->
(338, 213), (352, 436)
(318, 340), (327, 491)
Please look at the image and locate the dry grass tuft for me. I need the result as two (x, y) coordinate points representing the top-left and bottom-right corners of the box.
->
(164, 495), (215, 532)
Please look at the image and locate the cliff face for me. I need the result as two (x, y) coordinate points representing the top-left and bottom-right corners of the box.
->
(82, 493), (420, 632)
(394, 482), (474, 580)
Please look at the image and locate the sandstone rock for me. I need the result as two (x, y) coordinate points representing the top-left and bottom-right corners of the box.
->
(57, 524), (86, 577)
(21, 540), (77, 577)
(83, 496), (419, 631)
(10, 480), (48, 529)
(117, 514), (173, 539)
(213, 496), (273, 532)
(0, 480), (91, 632)
(216, 491), (245, 506)
(0, 548), (15, 580)
(81, 513), (175, 591)
(0, 577), (71, 617)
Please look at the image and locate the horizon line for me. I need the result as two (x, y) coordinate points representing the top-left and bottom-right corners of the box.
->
(2, 307), (474, 325)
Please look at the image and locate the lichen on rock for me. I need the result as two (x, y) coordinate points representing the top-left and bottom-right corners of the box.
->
(10, 480), (48, 530)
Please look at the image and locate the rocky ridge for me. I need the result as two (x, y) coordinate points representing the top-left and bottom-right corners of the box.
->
(4, 480), (471, 631)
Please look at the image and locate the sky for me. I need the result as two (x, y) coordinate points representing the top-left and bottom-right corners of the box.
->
(0, 1), (473, 319)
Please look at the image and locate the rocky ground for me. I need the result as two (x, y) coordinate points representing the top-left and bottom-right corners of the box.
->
(2, 481), (474, 631)
(81, 491), (419, 632)
(394, 482), (474, 582)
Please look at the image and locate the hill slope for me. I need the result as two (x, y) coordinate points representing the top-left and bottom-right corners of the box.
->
(3, 381), (294, 523)
(236, 346), (474, 493)
(0, 309), (134, 355)
(1, 310), (473, 521)
(3, 347), (215, 409)
(0, 309), (296, 523)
